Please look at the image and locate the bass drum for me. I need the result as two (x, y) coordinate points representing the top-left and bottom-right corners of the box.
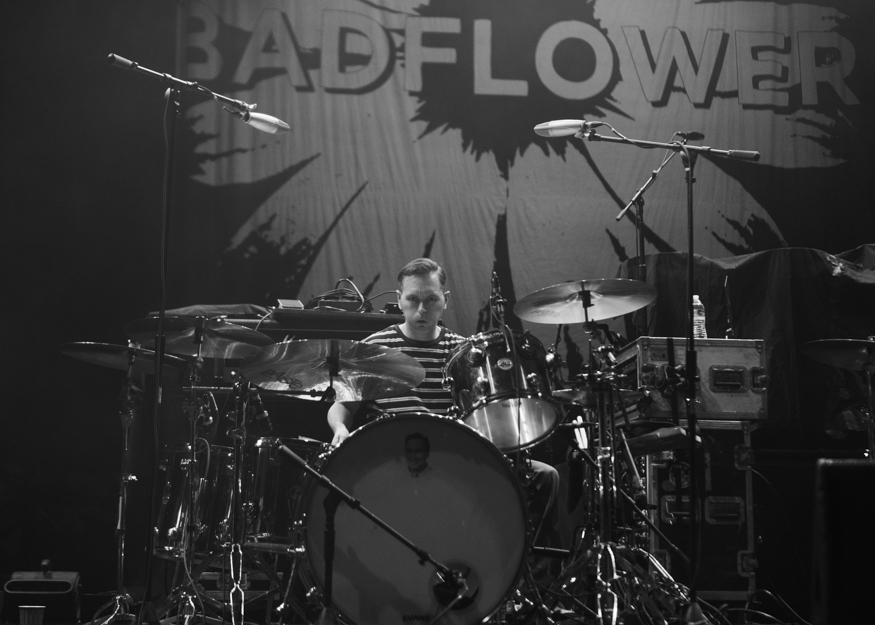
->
(444, 330), (559, 451)
(300, 414), (527, 625)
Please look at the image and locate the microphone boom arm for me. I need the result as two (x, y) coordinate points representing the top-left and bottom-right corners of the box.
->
(107, 53), (289, 133)
(577, 129), (759, 162)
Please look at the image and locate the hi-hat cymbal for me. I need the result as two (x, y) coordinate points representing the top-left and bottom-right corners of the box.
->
(514, 279), (657, 324)
(553, 387), (644, 406)
(125, 316), (274, 359)
(241, 339), (425, 402)
(60, 342), (186, 374)
(800, 339), (875, 371)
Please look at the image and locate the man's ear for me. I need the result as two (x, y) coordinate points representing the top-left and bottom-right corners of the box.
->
(443, 290), (450, 307)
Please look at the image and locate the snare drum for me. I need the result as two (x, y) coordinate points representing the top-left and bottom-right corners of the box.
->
(444, 330), (559, 450)
(299, 414), (527, 625)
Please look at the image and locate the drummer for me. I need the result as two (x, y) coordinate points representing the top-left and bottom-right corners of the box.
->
(327, 257), (560, 546)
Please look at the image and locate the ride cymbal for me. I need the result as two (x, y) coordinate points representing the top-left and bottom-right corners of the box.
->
(241, 339), (426, 401)
(514, 279), (656, 324)
(800, 338), (875, 371)
(125, 316), (274, 359)
(60, 342), (186, 374)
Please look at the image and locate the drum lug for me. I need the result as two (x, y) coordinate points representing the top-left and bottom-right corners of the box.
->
(525, 372), (542, 391)
(442, 375), (454, 390)
(466, 345), (487, 365)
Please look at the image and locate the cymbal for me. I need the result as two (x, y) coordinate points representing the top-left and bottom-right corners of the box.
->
(125, 316), (274, 359)
(241, 339), (426, 401)
(60, 342), (186, 374)
(800, 339), (875, 371)
(514, 279), (657, 324)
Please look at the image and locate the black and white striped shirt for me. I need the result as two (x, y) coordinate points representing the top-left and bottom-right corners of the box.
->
(362, 325), (466, 415)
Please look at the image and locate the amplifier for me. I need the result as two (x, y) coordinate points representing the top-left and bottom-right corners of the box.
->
(1, 571), (80, 624)
(616, 337), (768, 421)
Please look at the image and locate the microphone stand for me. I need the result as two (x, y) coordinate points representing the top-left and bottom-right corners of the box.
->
(575, 126), (760, 625)
(106, 54), (290, 624)
(615, 144), (682, 338)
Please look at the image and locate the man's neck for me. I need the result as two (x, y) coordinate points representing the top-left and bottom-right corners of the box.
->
(399, 322), (440, 342)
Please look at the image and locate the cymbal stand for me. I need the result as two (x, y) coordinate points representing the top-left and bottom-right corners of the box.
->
(93, 352), (141, 625)
(864, 343), (875, 459)
(490, 271), (525, 458)
(153, 324), (213, 625)
(546, 323), (694, 623)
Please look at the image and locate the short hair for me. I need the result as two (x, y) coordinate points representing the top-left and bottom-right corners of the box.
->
(405, 432), (430, 453)
(397, 258), (447, 289)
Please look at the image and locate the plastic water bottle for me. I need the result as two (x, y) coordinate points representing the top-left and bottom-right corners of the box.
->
(692, 295), (707, 339)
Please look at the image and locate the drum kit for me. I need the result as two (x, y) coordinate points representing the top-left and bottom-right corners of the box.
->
(62, 277), (873, 625)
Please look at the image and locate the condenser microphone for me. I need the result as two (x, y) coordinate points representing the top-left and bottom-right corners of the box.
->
(243, 111), (290, 134)
(249, 388), (273, 434)
(534, 119), (604, 137)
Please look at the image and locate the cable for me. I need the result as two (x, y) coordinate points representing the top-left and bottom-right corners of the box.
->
(747, 589), (812, 625)
(750, 468), (810, 587)
(724, 607), (787, 623)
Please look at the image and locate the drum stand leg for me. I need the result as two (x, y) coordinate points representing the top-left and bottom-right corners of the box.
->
(94, 362), (141, 625)
(274, 548), (310, 625)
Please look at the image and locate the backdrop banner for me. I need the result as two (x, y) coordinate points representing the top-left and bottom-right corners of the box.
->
(171, 0), (873, 416)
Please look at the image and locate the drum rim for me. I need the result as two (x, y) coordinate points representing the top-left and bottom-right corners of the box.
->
(299, 412), (530, 625)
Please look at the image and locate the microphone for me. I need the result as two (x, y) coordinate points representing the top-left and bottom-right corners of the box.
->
(534, 119), (604, 137)
(249, 387), (273, 434)
(227, 108), (291, 134)
(676, 131), (705, 141)
(107, 53), (136, 70)
(726, 149), (760, 161)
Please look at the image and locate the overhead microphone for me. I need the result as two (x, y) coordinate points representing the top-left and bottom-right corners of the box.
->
(534, 119), (604, 138)
(676, 131), (705, 141)
(229, 108), (291, 134)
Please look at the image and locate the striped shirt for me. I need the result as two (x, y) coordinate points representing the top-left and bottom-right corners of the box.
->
(362, 325), (466, 415)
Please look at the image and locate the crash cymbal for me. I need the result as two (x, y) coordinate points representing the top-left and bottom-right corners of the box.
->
(514, 279), (657, 324)
(241, 339), (425, 401)
(125, 316), (274, 359)
(800, 339), (875, 371)
(60, 342), (186, 374)
(553, 387), (644, 406)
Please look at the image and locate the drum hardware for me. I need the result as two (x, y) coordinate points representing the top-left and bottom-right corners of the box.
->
(152, 372), (283, 625)
(507, 274), (704, 622)
(801, 337), (875, 459)
(60, 342), (175, 624)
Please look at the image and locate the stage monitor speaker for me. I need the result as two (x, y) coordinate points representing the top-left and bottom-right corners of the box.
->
(1, 571), (80, 624)
(812, 458), (874, 625)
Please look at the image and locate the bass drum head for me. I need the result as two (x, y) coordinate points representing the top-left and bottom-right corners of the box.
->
(302, 414), (527, 625)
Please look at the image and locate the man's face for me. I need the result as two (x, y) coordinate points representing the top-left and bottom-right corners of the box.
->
(397, 272), (448, 338)
(405, 437), (430, 473)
